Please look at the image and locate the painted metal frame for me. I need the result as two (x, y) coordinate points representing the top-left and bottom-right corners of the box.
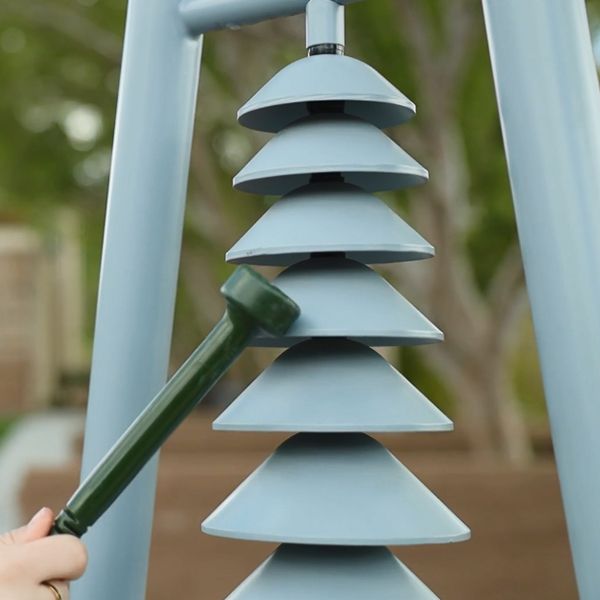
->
(482, 2), (600, 598)
(75, 0), (600, 597)
(72, 1), (202, 597)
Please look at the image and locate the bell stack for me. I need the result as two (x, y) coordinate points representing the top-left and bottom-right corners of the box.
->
(202, 1), (470, 597)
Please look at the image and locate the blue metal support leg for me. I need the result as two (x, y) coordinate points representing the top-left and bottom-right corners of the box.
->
(482, 1), (600, 597)
(72, 1), (202, 598)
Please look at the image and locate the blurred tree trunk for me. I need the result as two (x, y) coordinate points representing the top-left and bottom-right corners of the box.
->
(389, 0), (532, 463)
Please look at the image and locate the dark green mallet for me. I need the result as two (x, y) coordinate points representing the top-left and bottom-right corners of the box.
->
(51, 266), (300, 538)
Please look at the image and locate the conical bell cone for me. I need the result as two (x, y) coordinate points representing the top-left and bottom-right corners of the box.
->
(238, 54), (416, 132)
(226, 183), (434, 266)
(252, 257), (442, 347)
(234, 115), (428, 195)
(226, 545), (440, 600)
(202, 433), (470, 545)
(214, 339), (452, 432)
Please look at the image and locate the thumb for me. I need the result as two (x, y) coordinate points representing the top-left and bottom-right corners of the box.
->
(0, 507), (54, 545)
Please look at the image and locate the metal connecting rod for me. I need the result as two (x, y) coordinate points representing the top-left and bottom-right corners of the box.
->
(306, 0), (345, 54)
(52, 267), (299, 539)
(482, 1), (600, 597)
(180, 0), (361, 37)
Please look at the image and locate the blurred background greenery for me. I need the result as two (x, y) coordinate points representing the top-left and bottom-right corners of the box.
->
(1, 0), (599, 465)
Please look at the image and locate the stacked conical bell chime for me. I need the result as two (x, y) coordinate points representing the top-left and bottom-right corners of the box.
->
(202, 2), (470, 597)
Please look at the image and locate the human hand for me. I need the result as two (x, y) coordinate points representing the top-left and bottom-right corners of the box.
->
(0, 507), (88, 600)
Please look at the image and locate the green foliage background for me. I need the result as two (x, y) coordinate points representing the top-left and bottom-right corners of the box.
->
(3, 0), (598, 424)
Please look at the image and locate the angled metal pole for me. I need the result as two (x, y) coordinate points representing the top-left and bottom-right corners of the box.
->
(71, 1), (202, 598)
(482, 1), (600, 597)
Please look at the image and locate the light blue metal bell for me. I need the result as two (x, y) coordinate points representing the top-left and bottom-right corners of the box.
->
(251, 257), (442, 347)
(237, 53), (416, 132)
(202, 433), (469, 545)
(226, 182), (434, 266)
(233, 115), (428, 195)
(214, 339), (452, 432)
(225, 545), (440, 600)
(206, 3), (469, 597)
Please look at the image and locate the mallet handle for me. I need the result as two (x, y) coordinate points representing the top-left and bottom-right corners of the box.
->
(51, 266), (299, 537)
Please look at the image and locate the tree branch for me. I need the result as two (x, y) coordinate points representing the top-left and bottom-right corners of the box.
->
(441, 0), (480, 99)
(487, 243), (525, 325)
(485, 243), (527, 358)
(393, 1), (445, 135)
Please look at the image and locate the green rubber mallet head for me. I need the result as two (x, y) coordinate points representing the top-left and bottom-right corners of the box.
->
(221, 265), (300, 336)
